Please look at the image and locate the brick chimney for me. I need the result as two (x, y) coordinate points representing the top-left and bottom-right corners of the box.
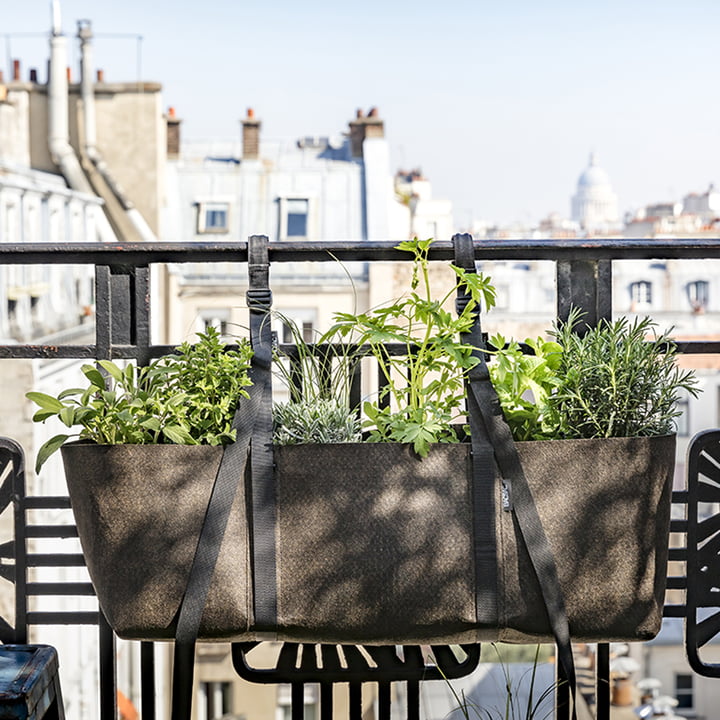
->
(348, 107), (384, 158)
(166, 106), (181, 159)
(242, 108), (261, 160)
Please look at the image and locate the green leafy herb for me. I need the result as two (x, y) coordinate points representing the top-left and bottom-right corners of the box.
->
(490, 308), (700, 440)
(324, 237), (496, 457)
(487, 335), (563, 441)
(27, 327), (253, 472)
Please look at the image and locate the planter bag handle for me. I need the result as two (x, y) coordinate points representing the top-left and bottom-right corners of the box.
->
(453, 233), (577, 717)
(170, 235), (275, 720)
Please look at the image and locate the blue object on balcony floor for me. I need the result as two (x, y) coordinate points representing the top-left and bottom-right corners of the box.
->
(0, 646), (64, 720)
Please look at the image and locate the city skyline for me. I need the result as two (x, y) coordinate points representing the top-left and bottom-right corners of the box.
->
(4, 0), (720, 229)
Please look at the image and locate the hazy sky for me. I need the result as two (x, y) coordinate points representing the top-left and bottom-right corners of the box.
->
(4, 0), (720, 228)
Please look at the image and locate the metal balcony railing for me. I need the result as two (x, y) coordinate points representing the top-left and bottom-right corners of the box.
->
(0, 235), (719, 720)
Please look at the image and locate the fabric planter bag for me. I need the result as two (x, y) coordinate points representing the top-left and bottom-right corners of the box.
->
(61, 432), (674, 644)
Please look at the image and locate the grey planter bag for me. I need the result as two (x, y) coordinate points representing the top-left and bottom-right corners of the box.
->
(61, 435), (674, 643)
(60, 235), (675, 720)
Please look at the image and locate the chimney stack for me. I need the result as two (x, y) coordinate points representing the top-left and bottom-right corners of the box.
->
(166, 106), (181, 159)
(348, 107), (384, 158)
(242, 108), (261, 160)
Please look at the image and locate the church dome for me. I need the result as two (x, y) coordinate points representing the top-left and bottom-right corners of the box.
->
(571, 152), (619, 231)
(577, 153), (611, 189)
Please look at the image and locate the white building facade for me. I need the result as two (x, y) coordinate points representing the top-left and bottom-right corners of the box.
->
(161, 108), (454, 344)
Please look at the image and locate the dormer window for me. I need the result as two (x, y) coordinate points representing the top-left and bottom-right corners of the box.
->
(286, 199), (308, 237)
(278, 197), (313, 240)
(197, 202), (230, 234)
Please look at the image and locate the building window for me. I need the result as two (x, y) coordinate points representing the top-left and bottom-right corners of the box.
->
(283, 319), (314, 344)
(687, 280), (709, 312)
(286, 199), (309, 237)
(276, 309), (316, 345)
(197, 681), (232, 720)
(674, 673), (693, 710)
(277, 683), (318, 720)
(629, 281), (652, 308)
(199, 308), (231, 337)
(197, 202), (230, 234)
(279, 198), (310, 239)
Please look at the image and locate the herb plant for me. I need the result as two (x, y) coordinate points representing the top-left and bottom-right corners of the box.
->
(273, 399), (361, 445)
(549, 310), (699, 438)
(324, 238), (496, 457)
(487, 335), (563, 441)
(490, 309), (700, 441)
(272, 313), (361, 445)
(27, 327), (253, 472)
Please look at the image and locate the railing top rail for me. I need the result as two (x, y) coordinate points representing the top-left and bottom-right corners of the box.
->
(3, 237), (720, 263)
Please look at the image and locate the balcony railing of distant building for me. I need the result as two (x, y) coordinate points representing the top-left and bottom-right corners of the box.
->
(1, 236), (720, 720)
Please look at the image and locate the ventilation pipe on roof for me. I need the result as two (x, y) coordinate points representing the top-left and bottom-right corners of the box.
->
(48, 1), (115, 242)
(77, 19), (157, 242)
(49, 4), (91, 195)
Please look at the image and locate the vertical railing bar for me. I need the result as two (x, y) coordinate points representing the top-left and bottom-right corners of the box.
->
(377, 681), (391, 720)
(95, 265), (112, 359)
(319, 346), (333, 397)
(133, 265), (151, 367)
(12, 444), (27, 644)
(110, 271), (132, 347)
(349, 683), (363, 720)
(596, 643), (610, 720)
(320, 682), (333, 720)
(140, 642), (156, 720)
(99, 611), (117, 720)
(378, 348), (390, 410)
(290, 350), (303, 400)
(556, 259), (612, 328)
(406, 680), (419, 720)
(349, 352), (362, 415)
(291, 682), (305, 720)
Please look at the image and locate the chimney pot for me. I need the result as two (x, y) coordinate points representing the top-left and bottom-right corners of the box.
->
(12, 60), (20, 82)
(66, 66), (71, 82)
(96, 69), (104, 82)
(356, 108), (364, 118)
(29, 68), (38, 83)
(242, 110), (261, 160)
(166, 108), (181, 158)
(348, 107), (384, 157)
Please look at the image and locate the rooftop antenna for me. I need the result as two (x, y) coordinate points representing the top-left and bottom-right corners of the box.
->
(51, 0), (62, 36)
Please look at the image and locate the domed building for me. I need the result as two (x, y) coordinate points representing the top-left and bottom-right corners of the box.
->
(571, 152), (620, 232)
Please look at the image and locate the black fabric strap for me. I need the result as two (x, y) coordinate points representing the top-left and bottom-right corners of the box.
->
(468, 375), (577, 713)
(452, 233), (577, 717)
(454, 235), (499, 625)
(170, 236), (275, 720)
(246, 235), (278, 631)
(246, 288), (277, 631)
(170, 352), (266, 719)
